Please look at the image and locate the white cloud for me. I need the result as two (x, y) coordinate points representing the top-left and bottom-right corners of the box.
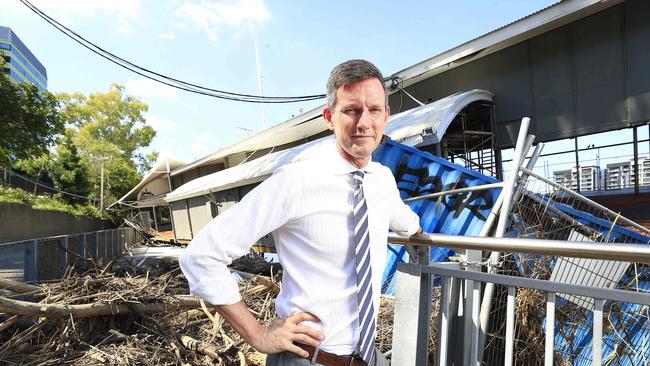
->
(146, 116), (178, 131)
(0, 0), (141, 33)
(160, 31), (176, 40)
(172, 22), (188, 29)
(175, 0), (269, 42)
(124, 78), (179, 99)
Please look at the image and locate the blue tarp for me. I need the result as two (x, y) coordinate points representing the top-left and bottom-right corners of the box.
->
(373, 139), (501, 294)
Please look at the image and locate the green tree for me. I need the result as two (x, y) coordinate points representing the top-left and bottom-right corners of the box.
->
(137, 151), (160, 174)
(49, 130), (90, 203)
(13, 153), (53, 195)
(57, 84), (155, 205)
(0, 60), (63, 167)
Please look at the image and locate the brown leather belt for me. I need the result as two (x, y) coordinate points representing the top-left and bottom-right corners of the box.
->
(295, 343), (367, 366)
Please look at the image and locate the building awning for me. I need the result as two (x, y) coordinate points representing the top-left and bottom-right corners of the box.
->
(165, 90), (493, 203)
(109, 153), (185, 209)
(384, 89), (493, 146)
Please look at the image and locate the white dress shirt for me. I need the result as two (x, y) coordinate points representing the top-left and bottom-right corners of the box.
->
(179, 142), (420, 355)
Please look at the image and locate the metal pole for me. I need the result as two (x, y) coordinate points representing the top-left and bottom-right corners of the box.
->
(100, 160), (105, 213)
(24, 239), (38, 282)
(166, 160), (178, 242)
(545, 292), (555, 366)
(633, 126), (639, 194)
(504, 286), (516, 366)
(403, 182), (504, 203)
(592, 298), (604, 365)
(388, 232), (650, 263)
(416, 247), (431, 366)
(496, 117), (530, 237)
(574, 137), (581, 193)
(437, 276), (451, 366)
(478, 138), (541, 361)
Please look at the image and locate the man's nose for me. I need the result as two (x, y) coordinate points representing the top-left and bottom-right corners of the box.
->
(357, 109), (372, 129)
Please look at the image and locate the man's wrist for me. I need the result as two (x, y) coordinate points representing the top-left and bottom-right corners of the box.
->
(246, 322), (266, 350)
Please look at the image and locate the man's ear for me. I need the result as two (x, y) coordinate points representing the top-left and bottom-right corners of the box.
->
(323, 106), (335, 131)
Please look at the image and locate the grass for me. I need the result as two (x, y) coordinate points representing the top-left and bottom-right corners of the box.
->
(0, 185), (104, 219)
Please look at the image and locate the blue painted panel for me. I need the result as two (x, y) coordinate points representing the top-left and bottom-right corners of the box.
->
(373, 139), (502, 294)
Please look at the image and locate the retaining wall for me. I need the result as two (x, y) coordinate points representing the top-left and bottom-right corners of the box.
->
(0, 202), (112, 243)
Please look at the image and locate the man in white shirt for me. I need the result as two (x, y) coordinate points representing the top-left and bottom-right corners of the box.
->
(179, 59), (421, 366)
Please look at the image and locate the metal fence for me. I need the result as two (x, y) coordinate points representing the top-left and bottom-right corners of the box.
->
(0, 227), (139, 283)
(389, 234), (650, 366)
(388, 117), (650, 365)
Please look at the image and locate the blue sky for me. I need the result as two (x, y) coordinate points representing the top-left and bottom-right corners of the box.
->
(1, 0), (563, 164)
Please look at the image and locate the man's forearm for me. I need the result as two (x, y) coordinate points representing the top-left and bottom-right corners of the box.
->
(209, 300), (324, 356)
(212, 301), (264, 346)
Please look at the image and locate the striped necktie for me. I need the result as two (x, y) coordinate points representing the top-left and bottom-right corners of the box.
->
(351, 170), (376, 364)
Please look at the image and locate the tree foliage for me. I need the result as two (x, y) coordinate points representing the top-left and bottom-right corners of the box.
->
(0, 62), (63, 167)
(49, 130), (91, 203)
(57, 84), (155, 204)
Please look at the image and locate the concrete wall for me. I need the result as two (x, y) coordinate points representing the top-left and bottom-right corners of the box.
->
(0, 202), (112, 244)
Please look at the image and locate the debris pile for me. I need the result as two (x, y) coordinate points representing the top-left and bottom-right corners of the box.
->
(0, 253), (438, 365)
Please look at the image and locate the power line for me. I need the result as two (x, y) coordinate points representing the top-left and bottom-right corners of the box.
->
(19, 0), (326, 104)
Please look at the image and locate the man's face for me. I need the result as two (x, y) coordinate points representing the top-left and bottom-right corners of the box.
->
(323, 78), (390, 168)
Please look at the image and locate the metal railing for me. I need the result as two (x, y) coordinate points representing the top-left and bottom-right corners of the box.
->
(389, 233), (650, 365)
(0, 227), (139, 282)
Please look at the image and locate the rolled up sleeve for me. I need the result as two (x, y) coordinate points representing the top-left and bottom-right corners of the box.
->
(179, 167), (294, 305)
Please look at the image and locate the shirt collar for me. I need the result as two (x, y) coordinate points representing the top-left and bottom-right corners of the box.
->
(322, 141), (379, 175)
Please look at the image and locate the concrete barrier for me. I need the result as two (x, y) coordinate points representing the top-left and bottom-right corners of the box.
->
(0, 202), (112, 244)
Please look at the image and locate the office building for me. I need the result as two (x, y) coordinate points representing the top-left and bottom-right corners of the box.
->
(0, 26), (47, 90)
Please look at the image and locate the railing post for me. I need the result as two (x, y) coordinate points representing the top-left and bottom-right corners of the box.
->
(111, 229), (117, 258)
(24, 239), (38, 282)
(416, 247), (432, 366)
(504, 286), (516, 366)
(392, 263), (425, 365)
(437, 276), (452, 366)
(78, 233), (85, 260)
(593, 299), (604, 365)
(90, 232), (99, 260)
(104, 230), (109, 259)
(58, 236), (69, 278)
(545, 292), (556, 366)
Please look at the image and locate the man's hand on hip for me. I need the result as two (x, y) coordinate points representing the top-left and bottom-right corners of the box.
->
(253, 312), (325, 357)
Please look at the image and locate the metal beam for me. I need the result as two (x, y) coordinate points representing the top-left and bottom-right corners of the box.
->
(388, 232), (650, 264)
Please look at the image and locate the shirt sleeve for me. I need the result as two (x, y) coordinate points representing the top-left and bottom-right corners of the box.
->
(179, 167), (295, 305)
(386, 170), (421, 236)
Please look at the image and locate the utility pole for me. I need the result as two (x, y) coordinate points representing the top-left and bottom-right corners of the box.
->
(100, 160), (105, 212)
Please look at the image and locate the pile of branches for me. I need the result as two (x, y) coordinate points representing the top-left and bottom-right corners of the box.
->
(0, 253), (436, 365)
(0, 256), (279, 365)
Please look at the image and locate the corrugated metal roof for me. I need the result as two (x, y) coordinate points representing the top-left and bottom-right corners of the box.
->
(390, 0), (624, 89)
(170, 106), (325, 176)
(385, 89), (494, 145)
(166, 90), (494, 202)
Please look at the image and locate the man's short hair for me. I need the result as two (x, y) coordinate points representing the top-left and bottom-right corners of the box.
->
(326, 59), (387, 109)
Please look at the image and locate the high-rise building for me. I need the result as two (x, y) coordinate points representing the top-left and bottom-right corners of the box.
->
(605, 161), (631, 190)
(553, 166), (601, 191)
(0, 26), (47, 91)
(630, 157), (650, 187)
